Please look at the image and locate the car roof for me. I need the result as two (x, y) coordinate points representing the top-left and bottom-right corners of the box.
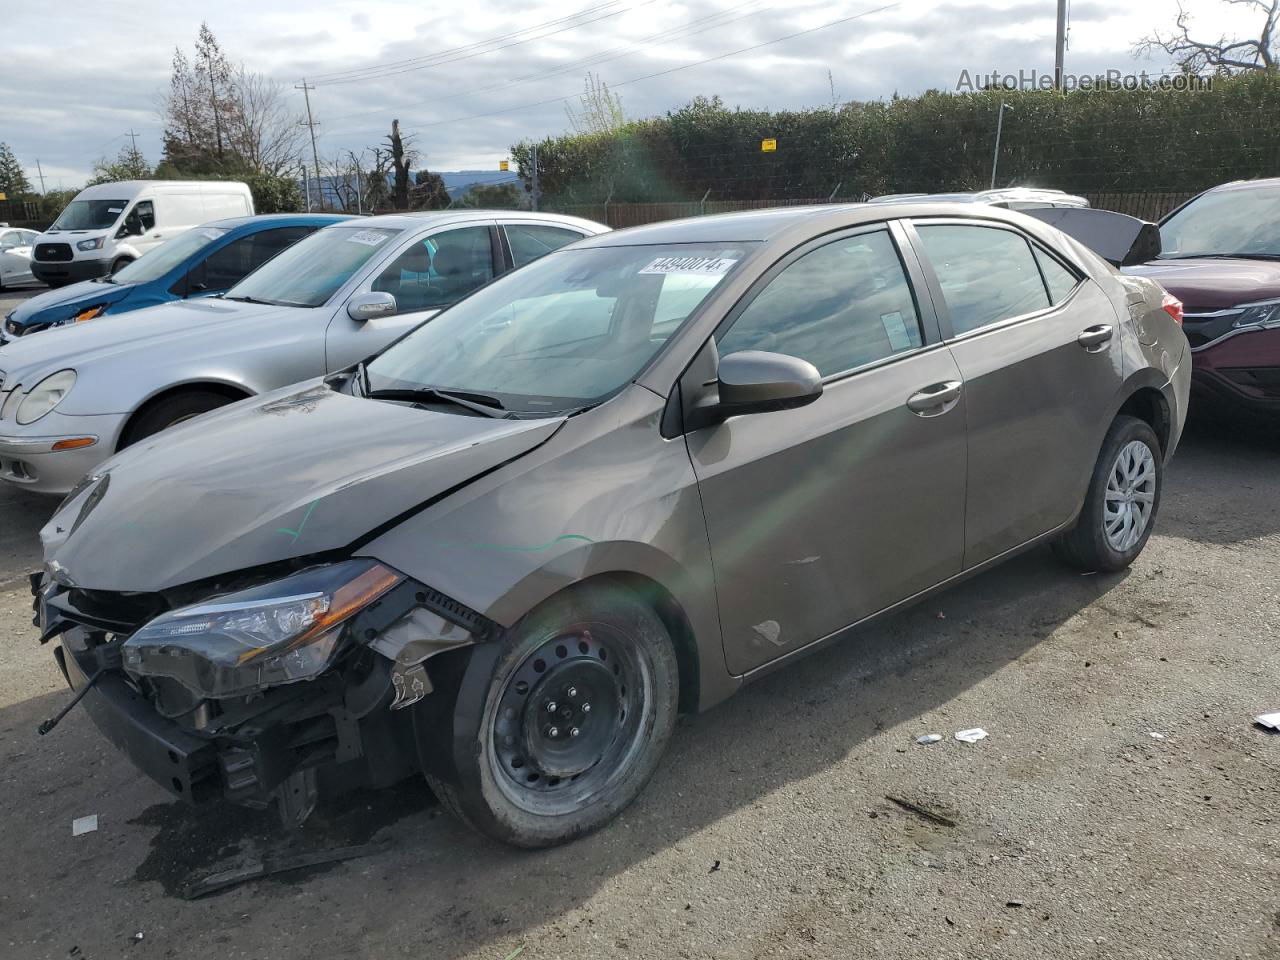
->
(574, 201), (1053, 248)
(1206, 177), (1280, 193)
(203, 213), (355, 231)
(353, 209), (607, 233)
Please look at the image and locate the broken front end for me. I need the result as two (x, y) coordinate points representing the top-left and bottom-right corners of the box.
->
(34, 559), (493, 824)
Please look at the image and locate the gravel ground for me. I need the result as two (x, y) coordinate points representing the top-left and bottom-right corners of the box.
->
(0, 300), (1277, 959)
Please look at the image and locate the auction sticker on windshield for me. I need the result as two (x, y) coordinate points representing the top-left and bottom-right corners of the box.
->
(639, 255), (737, 276)
(346, 230), (392, 246)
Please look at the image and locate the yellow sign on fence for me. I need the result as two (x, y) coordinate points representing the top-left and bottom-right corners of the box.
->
(499, 160), (509, 172)
(761, 139), (777, 153)
(0, 192), (7, 201)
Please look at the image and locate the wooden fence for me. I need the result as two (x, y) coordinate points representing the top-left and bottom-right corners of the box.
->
(548, 191), (1197, 229)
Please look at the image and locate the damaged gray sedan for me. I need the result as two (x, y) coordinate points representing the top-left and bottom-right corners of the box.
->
(32, 203), (1189, 847)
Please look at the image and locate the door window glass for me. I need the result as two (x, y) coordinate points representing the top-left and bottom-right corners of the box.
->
(506, 224), (584, 267)
(915, 224), (1051, 335)
(372, 226), (495, 314)
(188, 227), (310, 293)
(135, 201), (156, 230)
(1033, 246), (1080, 303)
(0, 231), (21, 247)
(718, 230), (923, 377)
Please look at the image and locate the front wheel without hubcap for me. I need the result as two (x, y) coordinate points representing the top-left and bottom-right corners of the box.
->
(1053, 414), (1163, 573)
(418, 584), (679, 847)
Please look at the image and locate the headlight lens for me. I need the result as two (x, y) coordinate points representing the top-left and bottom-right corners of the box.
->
(16, 369), (76, 425)
(1232, 299), (1280, 328)
(72, 304), (107, 324)
(75, 237), (105, 252)
(122, 559), (403, 698)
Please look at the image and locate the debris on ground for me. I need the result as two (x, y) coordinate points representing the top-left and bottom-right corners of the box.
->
(709, 860), (721, 873)
(1254, 712), (1280, 732)
(1006, 900), (1024, 908)
(502, 947), (525, 960)
(885, 795), (958, 828)
(71, 815), (98, 837)
(916, 734), (943, 745)
(954, 728), (988, 743)
(131, 932), (144, 942)
(182, 843), (386, 899)
(1148, 732), (1166, 740)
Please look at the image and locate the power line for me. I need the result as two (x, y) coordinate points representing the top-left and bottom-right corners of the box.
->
(407, 1), (901, 130)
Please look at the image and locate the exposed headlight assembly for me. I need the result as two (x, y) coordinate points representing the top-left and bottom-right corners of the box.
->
(75, 237), (105, 252)
(72, 304), (107, 324)
(1232, 299), (1280, 329)
(123, 559), (403, 699)
(16, 369), (76, 425)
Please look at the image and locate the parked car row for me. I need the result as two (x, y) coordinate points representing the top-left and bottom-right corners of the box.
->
(13, 188), (1193, 849)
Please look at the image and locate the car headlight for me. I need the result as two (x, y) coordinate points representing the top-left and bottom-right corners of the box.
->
(76, 237), (105, 252)
(122, 559), (403, 699)
(1232, 299), (1280, 329)
(16, 369), (76, 425)
(71, 304), (107, 324)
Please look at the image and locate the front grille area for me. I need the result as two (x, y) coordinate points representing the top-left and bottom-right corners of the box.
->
(34, 243), (72, 262)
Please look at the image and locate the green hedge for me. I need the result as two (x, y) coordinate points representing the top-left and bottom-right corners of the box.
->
(513, 74), (1280, 205)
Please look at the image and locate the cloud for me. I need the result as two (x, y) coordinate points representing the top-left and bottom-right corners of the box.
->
(0, 0), (1260, 185)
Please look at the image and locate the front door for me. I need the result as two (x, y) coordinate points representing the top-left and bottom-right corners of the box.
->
(684, 225), (969, 676)
(907, 220), (1125, 567)
(326, 224), (499, 372)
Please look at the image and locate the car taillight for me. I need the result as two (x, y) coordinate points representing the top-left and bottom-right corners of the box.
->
(1161, 292), (1184, 326)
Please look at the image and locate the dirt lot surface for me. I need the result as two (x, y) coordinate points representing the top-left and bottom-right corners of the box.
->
(0, 369), (1277, 959)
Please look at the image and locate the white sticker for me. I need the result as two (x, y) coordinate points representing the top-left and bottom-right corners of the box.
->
(880, 311), (913, 352)
(639, 255), (737, 276)
(107, 207), (124, 214)
(201, 228), (227, 241)
(346, 230), (390, 247)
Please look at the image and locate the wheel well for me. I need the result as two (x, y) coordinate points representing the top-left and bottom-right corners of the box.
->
(118, 382), (253, 451)
(1117, 388), (1171, 454)
(579, 571), (701, 714)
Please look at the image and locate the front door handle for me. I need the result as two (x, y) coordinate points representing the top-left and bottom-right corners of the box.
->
(1077, 324), (1114, 351)
(906, 380), (962, 415)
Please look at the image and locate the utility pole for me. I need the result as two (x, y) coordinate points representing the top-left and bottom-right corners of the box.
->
(126, 128), (140, 155)
(35, 159), (46, 194)
(990, 102), (1012, 189)
(529, 144), (539, 212)
(296, 80), (324, 210)
(1054, 0), (1067, 89)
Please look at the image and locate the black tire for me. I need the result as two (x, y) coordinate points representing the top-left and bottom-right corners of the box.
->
(416, 582), (680, 848)
(1053, 414), (1163, 573)
(109, 258), (132, 275)
(120, 390), (233, 448)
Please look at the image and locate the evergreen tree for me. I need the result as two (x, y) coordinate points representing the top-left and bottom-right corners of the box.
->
(0, 143), (32, 198)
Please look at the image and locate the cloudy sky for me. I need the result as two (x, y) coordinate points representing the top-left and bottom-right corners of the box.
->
(0, 0), (1260, 187)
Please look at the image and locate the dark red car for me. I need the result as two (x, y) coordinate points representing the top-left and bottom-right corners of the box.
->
(1124, 179), (1280, 420)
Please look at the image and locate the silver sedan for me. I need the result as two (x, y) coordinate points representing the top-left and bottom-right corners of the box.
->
(0, 210), (606, 494)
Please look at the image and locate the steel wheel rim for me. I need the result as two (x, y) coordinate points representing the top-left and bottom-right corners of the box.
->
(1103, 439), (1156, 552)
(489, 623), (652, 815)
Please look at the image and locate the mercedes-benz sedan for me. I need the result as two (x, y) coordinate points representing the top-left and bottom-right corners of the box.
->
(33, 203), (1189, 847)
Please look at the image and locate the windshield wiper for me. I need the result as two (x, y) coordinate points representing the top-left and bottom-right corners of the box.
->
(366, 387), (510, 418)
(224, 295), (287, 305)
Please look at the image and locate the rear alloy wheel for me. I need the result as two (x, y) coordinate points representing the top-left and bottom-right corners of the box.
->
(1053, 415), (1163, 573)
(418, 584), (679, 847)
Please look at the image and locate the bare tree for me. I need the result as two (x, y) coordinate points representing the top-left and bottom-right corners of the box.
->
(364, 148), (392, 211)
(227, 68), (302, 176)
(565, 72), (626, 135)
(1136, 0), (1278, 72)
(384, 120), (415, 210)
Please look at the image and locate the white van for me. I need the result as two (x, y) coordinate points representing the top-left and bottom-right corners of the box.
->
(31, 180), (254, 286)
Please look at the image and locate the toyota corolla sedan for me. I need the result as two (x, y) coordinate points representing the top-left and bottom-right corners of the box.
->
(32, 203), (1188, 847)
(0, 211), (605, 493)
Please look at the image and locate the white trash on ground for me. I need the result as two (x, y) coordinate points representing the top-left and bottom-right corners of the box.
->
(71, 815), (98, 836)
(954, 728), (988, 743)
(1254, 712), (1280, 731)
(916, 734), (943, 745)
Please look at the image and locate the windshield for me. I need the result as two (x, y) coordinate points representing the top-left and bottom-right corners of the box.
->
(110, 227), (230, 285)
(224, 225), (402, 307)
(51, 199), (127, 231)
(1160, 185), (1280, 258)
(366, 242), (752, 414)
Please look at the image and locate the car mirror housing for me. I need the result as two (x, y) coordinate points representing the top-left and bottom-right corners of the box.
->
(688, 350), (823, 430)
(347, 292), (398, 322)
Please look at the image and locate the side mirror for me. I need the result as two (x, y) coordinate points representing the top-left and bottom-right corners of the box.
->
(347, 291), (397, 321)
(689, 350), (823, 429)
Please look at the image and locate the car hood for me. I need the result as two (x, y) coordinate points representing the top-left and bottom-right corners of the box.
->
(0, 298), (275, 386)
(6, 279), (133, 326)
(40, 382), (565, 593)
(1123, 258), (1280, 311)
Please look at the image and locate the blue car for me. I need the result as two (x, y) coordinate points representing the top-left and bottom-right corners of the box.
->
(1, 214), (351, 341)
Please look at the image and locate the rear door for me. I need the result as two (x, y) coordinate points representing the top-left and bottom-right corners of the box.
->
(501, 222), (591, 269)
(325, 222), (499, 372)
(904, 218), (1124, 567)
(684, 223), (969, 675)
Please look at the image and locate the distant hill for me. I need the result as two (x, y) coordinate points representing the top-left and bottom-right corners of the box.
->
(434, 169), (521, 198)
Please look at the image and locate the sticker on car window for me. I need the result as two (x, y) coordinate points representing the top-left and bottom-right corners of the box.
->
(107, 207), (124, 214)
(346, 230), (391, 246)
(880, 311), (914, 352)
(639, 256), (737, 276)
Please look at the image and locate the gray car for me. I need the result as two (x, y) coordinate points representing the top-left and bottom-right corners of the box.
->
(0, 211), (606, 494)
(33, 202), (1189, 848)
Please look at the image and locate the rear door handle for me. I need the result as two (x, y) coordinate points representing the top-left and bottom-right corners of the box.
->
(906, 380), (962, 415)
(1077, 324), (1114, 351)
